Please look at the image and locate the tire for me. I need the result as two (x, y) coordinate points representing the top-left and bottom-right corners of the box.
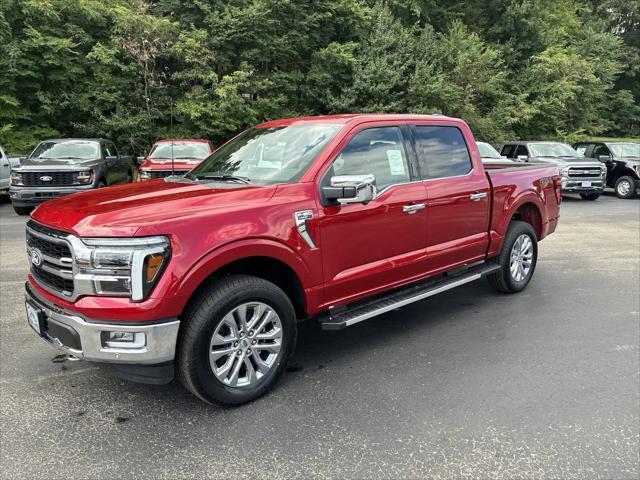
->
(615, 176), (637, 199)
(97, 179), (106, 188)
(580, 193), (600, 201)
(126, 171), (133, 183)
(177, 275), (297, 406)
(12, 205), (33, 216)
(487, 221), (538, 293)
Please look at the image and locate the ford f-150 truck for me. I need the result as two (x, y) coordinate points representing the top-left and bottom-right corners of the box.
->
(23, 114), (561, 406)
(137, 139), (214, 181)
(10, 138), (133, 215)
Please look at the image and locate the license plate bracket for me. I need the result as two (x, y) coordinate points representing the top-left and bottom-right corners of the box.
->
(582, 181), (592, 187)
(26, 302), (46, 336)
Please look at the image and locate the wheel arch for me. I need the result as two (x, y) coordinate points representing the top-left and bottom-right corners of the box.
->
(176, 239), (315, 320)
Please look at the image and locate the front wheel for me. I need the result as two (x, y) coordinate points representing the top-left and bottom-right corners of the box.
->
(487, 221), (538, 293)
(580, 192), (600, 201)
(615, 176), (637, 199)
(177, 275), (297, 406)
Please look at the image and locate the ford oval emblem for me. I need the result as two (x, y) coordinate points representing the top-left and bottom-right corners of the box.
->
(39, 175), (53, 182)
(30, 248), (43, 267)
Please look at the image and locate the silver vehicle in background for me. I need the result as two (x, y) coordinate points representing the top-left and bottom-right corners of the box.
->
(1, 145), (22, 192)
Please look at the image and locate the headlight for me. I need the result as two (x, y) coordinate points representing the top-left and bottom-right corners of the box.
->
(10, 171), (23, 185)
(71, 236), (170, 301)
(75, 170), (93, 184)
(139, 170), (151, 180)
(560, 166), (570, 177)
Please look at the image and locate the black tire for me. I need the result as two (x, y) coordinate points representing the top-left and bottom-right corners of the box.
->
(97, 179), (106, 188)
(615, 176), (637, 199)
(12, 205), (33, 216)
(487, 220), (538, 293)
(580, 193), (600, 200)
(177, 275), (297, 406)
(126, 171), (133, 183)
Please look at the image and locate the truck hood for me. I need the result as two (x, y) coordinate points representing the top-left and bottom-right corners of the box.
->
(139, 159), (202, 171)
(17, 157), (100, 170)
(31, 179), (276, 237)
(531, 156), (601, 168)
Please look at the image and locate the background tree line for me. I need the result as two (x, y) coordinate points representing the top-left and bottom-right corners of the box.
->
(0, 0), (638, 154)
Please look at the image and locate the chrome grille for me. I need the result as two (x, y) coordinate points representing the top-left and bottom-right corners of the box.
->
(21, 171), (79, 186)
(149, 170), (189, 179)
(26, 220), (74, 297)
(567, 167), (603, 179)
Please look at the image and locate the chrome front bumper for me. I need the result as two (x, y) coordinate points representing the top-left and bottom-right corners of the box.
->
(9, 185), (94, 206)
(25, 284), (180, 365)
(561, 178), (604, 192)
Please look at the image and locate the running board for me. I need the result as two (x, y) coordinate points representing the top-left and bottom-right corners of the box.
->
(319, 263), (501, 330)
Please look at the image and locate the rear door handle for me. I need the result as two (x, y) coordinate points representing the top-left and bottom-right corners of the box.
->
(469, 192), (487, 201)
(403, 203), (425, 214)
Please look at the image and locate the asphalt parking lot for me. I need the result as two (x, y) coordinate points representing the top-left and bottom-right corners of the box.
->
(1, 193), (638, 479)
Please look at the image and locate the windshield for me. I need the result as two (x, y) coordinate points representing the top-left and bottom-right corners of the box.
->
(30, 140), (99, 160)
(187, 124), (342, 185)
(529, 142), (578, 158)
(149, 141), (210, 160)
(608, 143), (640, 158)
(477, 142), (502, 158)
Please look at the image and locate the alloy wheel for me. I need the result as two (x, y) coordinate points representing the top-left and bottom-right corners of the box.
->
(509, 234), (534, 282)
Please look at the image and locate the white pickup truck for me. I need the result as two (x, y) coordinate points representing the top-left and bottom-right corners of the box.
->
(0, 145), (22, 191)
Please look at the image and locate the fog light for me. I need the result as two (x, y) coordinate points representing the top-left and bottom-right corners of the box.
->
(102, 331), (146, 349)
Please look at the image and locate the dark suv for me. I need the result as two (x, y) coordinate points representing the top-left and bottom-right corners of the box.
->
(9, 138), (132, 215)
(573, 141), (640, 199)
(501, 141), (606, 200)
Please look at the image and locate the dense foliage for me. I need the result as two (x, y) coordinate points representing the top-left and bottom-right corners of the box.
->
(0, 0), (638, 154)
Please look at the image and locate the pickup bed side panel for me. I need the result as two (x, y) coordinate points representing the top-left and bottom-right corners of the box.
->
(486, 165), (561, 258)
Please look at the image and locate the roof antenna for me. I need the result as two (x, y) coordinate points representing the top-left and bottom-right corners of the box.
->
(170, 103), (175, 177)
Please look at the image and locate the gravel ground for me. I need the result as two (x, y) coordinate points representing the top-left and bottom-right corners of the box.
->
(1, 192), (638, 479)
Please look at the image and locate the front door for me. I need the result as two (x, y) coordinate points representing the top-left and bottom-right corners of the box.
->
(412, 124), (491, 274)
(318, 124), (429, 308)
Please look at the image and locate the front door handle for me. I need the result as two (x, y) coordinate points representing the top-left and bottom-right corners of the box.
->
(403, 203), (425, 214)
(469, 192), (487, 201)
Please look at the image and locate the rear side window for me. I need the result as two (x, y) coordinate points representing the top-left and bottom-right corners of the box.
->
(515, 145), (528, 158)
(331, 127), (411, 191)
(501, 144), (515, 158)
(414, 126), (472, 179)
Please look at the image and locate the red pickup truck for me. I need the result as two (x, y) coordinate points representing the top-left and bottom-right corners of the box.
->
(24, 114), (561, 405)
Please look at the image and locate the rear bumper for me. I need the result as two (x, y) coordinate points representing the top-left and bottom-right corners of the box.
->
(9, 185), (94, 206)
(25, 283), (180, 365)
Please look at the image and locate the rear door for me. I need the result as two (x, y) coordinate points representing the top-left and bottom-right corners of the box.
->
(318, 123), (429, 307)
(412, 123), (491, 274)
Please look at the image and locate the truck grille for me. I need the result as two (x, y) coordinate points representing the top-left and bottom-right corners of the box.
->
(21, 171), (79, 186)
(26, 220), (74, 297)
(148, 170), (189, 179)
(567, 167), (603, 179)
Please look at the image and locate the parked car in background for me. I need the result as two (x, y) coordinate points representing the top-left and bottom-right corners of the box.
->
(1, 145), (22, 191)
(9, 138), (132, 215)
(476, 141), (515, 166)
(137, 139), (214, 180)
(23, 114), (561, 406)
(573, 141), (640, 199)
(501, 141), (606, 200)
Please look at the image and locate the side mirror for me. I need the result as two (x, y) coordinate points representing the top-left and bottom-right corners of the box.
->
(136, 156), (145, 165)
(323, 174), (376, 205)
(598, 155), (612, 162)
(517, 155), (528, 162)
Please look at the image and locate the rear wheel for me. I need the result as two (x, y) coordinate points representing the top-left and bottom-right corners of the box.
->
(12, 205), (33, 216)
(177, 275), (297, 406)
(487, 221), (538, 293)
(615, 176), (636, 199)
(580, 193), (600, 200)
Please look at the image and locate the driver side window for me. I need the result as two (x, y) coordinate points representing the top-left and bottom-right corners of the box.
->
(592, 144), (610, 157)
(331, 127), (411, 191)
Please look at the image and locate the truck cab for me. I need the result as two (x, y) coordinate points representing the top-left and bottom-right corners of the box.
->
(137, 139), (214, 181)
(501, 141), (606, 200)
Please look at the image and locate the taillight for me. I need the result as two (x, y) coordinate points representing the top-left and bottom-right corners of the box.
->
(553, 175), (562, 204)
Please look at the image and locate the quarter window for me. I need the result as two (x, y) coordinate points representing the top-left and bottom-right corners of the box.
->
(331, 127), (411, 191)
(414, 126), (472, 179)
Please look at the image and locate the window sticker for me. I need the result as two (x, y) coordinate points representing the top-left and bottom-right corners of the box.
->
(387, 149), (406, 175)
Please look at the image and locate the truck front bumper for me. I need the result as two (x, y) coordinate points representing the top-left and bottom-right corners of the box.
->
(25, 283), (180, 366)
(9, 185), (94, 207)
(561, 178), (604, 193)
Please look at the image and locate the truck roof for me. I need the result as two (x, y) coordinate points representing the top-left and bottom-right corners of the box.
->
(39, 138), (111, 143)
(154, 139), (211, 143)
(256, 113), (453, 128)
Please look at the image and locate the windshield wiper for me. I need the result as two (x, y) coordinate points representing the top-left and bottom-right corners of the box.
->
(192, 173), (251, 184)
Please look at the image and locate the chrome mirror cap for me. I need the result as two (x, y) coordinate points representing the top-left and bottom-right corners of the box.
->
(327, 174), (376, 205)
